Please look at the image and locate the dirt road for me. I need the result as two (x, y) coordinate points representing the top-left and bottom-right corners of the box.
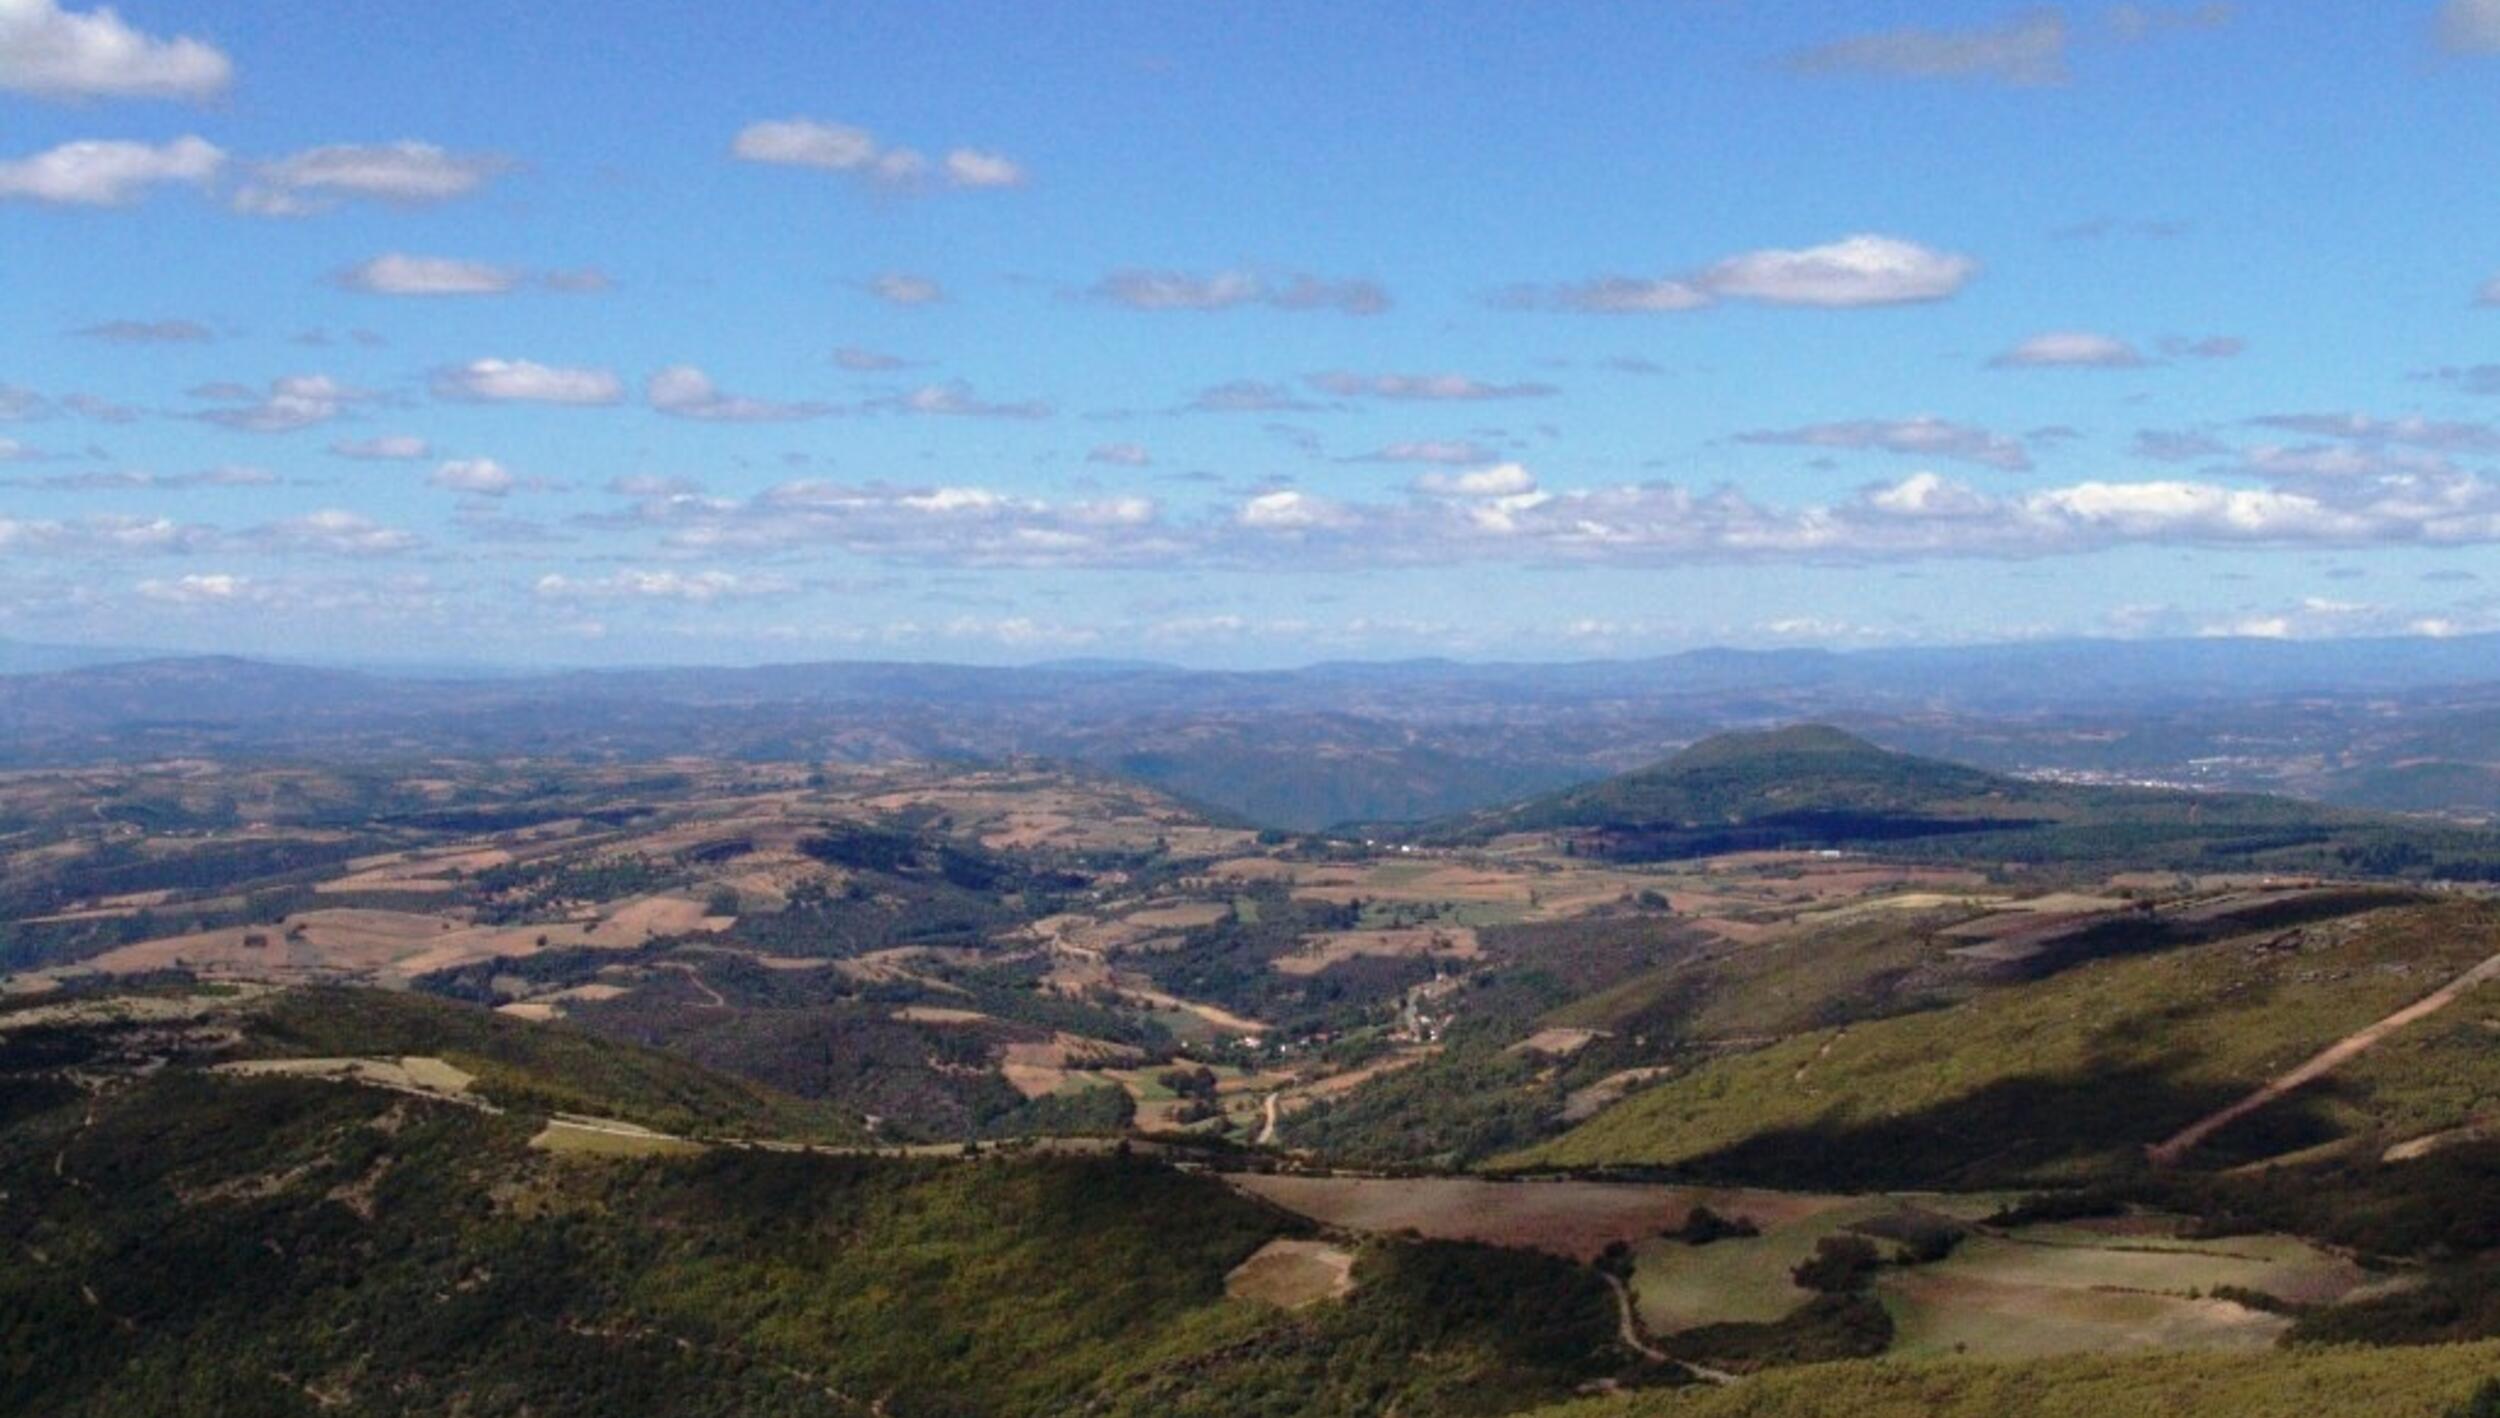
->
(2149, 944), (2500, 1167)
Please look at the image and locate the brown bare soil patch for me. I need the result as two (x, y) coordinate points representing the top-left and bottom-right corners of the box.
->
(1273, 926), (1480, 976)
(1225, 1239), (1357, 1309)
(1228, 1174), (1844, 1263)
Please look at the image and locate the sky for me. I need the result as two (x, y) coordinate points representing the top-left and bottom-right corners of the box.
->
(4, 0), (2500, 669)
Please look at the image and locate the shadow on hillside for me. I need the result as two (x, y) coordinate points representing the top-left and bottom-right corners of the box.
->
(1659, 1062), (2343, 1191)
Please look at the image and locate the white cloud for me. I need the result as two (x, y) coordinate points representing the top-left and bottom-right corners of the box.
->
(2440, 0), (2500, 53)
(432, 358), (623, 405)
(881, 382), (1051, 419)
(733, 118), (1020, 191)
(1785, 11), (2070, 86)
(429, 458), (515, 497)
(1237, 489), (1352, 530)
(943, 148), (1025, 187)
(2478, 274), (2500, 307)
(0, 133), (219, 205)
(1307, 371), (1558, 401)
(867, 272), (946, 306)
(235, 142), (508, 216)
(1089, 268), (1388, 315)
(535, 568), (796, 603)
(834, 346), (909, 371)
(0, 0), (231, 101)
(329, 434), (432, 461)
(193, 374), (369, 433)
(1738, 416), (2034, 471)
(1508, 234), (1976, 315)
(244, 508), (419, 555)
(337, 253), (522, 296)
(135, 572), (248, 604)
(1991, 330), (2148, 368)
(1500, 276), (1713, 313)
(646, 364), (826, 422)
(1413, 462), (1539, 498)
(1703, 234), (1977, 308)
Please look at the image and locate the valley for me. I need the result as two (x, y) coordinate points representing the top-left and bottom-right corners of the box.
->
(9, 727), (2500, 1414)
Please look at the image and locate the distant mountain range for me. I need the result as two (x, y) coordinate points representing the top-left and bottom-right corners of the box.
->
(3, 636), (2498, 828)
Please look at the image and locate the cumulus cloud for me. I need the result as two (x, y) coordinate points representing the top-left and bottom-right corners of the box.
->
(2440, 0), (2500, 53)
(336, 253), (522, 296)
(1411, 462), (1540, 498)
(243, 508), (419, 555)
(732, 118), (1022, 191)
(580, 451), (2500, 573)
(0, 511), (215, 556)
(1237, 489), (1354, 531)
(1497, 275), (1713, 314)
(192, 374), (371, 433)
(942, 148), (1025, 188)
(864, 382), (1050, 420)
(1088, 268), (1390, 315)
(646, 365), (826, 422)
(133, 572), (250, 604)
(1087, 442), (1152, 466)
(1737, 416), (2033, 472)
(432, 358), (623, 405)
(617, 479), (1173, 567)
(866, 272), (946, 306)
(329, 434), (431, 461)
(1704, 235), (1977, 308)
(534, 568), (797, 603)
(1306, 371), (1558, 401)
(72, 317), (210, 342)
(0, 0), (231, 101)
(1990, 330), (2148, 368)
(0, 133), (219, 204)
(428, 458), (515, 497)
(1506, 234), (1976, 314)
(1785, 10), (2070, 86)
(234, 142), (509, 216)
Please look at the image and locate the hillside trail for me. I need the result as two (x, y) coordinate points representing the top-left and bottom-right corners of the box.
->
(1599, 1272), (1736, 1385)
(663, 961), (728, 1009)
(1257, 1091), (1281, 1146)
(2149, 941), (2500, 1167)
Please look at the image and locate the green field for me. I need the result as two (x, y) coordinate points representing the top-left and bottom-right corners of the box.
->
(1522, 1341), (2500, 1418)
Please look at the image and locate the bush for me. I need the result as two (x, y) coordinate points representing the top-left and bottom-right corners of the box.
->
(1792, 1235), (1883, 1293)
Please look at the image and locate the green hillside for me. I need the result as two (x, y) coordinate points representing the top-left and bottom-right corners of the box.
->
(1522, 1343), (2500, 1418)
(1506, 898), (2500, 1187)
(1439, 724), (2500, 878)
(0, 984), (1631, 1418)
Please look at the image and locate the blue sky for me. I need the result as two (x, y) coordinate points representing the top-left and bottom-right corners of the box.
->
(4, 0), (2500, 667)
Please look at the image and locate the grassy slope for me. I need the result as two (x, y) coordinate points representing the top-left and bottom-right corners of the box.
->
(1508, 901), (2500, 1186)
(240, 985), (866, 1142)
(1523, 1342), (2500, 1418)
(2, 995), (1627, 1418)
